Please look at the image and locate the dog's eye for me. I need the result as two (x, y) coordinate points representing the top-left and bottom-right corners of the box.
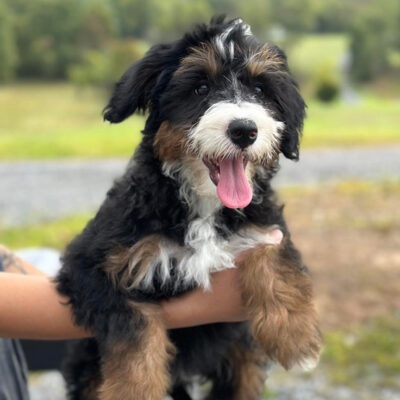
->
(195, 84), (209, 96)
(254, 86), (263, 95)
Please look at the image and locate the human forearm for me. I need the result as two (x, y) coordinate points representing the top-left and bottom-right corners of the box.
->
(0, 245), (85, 339)
(0, 273), (90, 339)
(0, 270), (246, 339)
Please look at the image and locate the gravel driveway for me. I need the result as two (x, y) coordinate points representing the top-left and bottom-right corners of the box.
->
(29, 368), (400, 400)
(1, 146), (399, 227)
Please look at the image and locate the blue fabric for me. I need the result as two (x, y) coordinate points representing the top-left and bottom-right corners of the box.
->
(0, 260), (30, 400)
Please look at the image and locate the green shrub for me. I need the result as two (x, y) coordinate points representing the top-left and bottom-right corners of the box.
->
(313, 61), (340, 102)
(349, 0), (397, 82)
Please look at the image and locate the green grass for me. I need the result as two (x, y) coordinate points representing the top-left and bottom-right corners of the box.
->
(303, 97), (400, 147)
(0, 214), (91, 249)
(0, 81), (399, 160)
(0, 83), (144, 159)
(322, 316), (400, 389)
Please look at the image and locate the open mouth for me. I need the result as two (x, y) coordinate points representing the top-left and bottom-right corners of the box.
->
(202, 153), (253, 209)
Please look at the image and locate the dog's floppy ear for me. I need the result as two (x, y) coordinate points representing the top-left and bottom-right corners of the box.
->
(277, 75), (306, 161)
(269, 47), (306, 161)
(103, 44), (172, 123)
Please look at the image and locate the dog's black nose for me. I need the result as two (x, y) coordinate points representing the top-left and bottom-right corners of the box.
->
(227, 119), (258, 149)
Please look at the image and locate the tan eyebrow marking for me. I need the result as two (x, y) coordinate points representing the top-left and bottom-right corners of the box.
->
(247, 44), (285, 77)
(176, 43), (222, 77)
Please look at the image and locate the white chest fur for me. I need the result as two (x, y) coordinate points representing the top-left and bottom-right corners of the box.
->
(140, 195), (276, 290)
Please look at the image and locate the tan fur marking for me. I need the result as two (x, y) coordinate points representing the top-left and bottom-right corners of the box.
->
(177, 43), (221, 76)
(154, 121), (188, 162)
(238, 240), (322, 370)
(247, 45), (285, 77)
(99, 304), (176, 400)
(231, 345), (267, 400)
(105, 235), (161, 291)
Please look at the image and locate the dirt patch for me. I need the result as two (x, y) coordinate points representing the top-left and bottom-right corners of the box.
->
(279, 181), (400, 331)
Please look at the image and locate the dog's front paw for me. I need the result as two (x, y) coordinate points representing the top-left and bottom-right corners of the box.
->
(238, 236), (322, 371)
(251, 307), (322, 370)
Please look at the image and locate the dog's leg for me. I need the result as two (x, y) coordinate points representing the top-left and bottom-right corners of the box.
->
(57, 230), (178, 399)
(237, 237), (322, 370)
(62, 338), (102, 400)
(207, 343), (267, 400)
(229, 344), (267, 400)
(99, 304), (175, 400)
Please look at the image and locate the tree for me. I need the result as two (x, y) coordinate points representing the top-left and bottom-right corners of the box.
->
(350, 0), (399, 82)
(78, 0), (117, 49)
(314, 0), (354, 33)
(0, 1), (18, 81)
(151, 0), (213, 41)
(270, 0), (318, 33)
(235, 0), (272, 38)
(111, 0), (155, 38)
(15, 0), (83, 78)
(13, 0), (116, 79)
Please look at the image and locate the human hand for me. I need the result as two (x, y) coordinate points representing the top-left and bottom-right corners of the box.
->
(161, 228), (283, 329)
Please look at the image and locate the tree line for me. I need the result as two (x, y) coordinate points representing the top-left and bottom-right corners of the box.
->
(0, 0), (399, 84)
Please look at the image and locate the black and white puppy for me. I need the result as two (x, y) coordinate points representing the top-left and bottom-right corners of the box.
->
(56, 16), (321, 400)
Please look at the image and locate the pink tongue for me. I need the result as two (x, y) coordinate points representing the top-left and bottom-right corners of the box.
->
(217, 156), (253, 209)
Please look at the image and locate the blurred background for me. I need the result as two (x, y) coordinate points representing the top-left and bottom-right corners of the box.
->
(0, 0), (399, 399)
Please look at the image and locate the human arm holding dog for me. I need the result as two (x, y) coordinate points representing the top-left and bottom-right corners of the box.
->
(0, 245), (91, 339)
(0, 244), (259, 339)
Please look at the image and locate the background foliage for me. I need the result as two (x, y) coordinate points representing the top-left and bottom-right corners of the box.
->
(0, 0), (399, 157)
(0, 0), (399, 89)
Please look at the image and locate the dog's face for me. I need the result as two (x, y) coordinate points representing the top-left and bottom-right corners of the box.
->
(104, 16), (305, 209)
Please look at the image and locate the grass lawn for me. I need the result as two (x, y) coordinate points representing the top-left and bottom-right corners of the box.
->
(304, 97), (400, 147)
(0, 214), (91, 249)
(0, 83), (144, 159)
(0, 83), (399, 160)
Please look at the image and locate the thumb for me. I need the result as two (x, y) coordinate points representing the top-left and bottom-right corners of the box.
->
(265, 228), (284, 245)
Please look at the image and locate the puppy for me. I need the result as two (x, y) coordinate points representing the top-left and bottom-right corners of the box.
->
(56, 16), (321, 400)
